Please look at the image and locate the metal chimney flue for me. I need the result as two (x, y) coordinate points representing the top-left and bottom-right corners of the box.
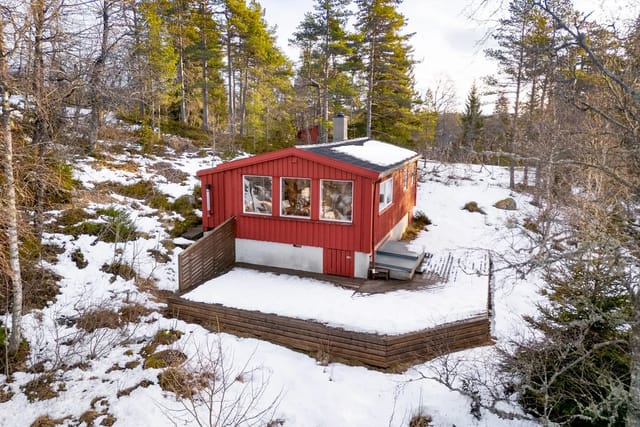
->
(333, 113), (348, 142)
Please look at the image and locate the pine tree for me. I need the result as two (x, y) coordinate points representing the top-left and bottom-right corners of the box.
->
(459, 83), (484, 159)
(291, 0), (353, 143)
(354, 0), (419, 145)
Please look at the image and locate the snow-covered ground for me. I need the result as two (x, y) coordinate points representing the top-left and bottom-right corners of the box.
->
(0, 145), (544, 426)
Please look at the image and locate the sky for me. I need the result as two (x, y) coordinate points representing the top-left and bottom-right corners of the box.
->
(261, 0), (637, 112)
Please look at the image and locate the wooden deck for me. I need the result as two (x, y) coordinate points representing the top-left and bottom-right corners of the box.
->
(167, 250), (494, 370)
(166, 296), (491, 371)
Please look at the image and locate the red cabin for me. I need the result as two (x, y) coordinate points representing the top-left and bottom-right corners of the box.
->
(197, 137), (422, 278)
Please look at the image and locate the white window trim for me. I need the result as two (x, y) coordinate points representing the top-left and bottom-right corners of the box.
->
(242, 175), (273, 216)
(320, 179), (353, 223)
(281, 177), (312, 219)
(379, 177), (393, 212)
(403, 167), (408, 190)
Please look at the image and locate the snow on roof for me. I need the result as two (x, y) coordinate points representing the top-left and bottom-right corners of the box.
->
(299, 138), (419, 175)
(331, 139), (417, 167)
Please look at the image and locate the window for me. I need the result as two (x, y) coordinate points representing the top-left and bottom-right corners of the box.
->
(243, 175), (272, 215)
(379, 178), (393, 211)
(321, 180), (353, 222)
(281, 178), (311, 218)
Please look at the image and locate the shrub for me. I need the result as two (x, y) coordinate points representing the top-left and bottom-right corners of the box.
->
(101, 262), (137, 282)
(23, 373), (59, 402)
(76, 309), (122, 332)
(158, 367), (201, 398)
(63, 206), (138, 243)
(462, 201), (486, 215)
(143, 349), (187, 369)
(137, 125), (161, 154)
(30, 415), (68, 427)
(148, 193), (171, 210)
(147, 248), (170, 264)
(119, 303), (152, 323)
(161, 119), (210, 143)
(71, 249), (88, 269)
(55, 208), (93, 227)
(402, 211), (432, 240)
(113, 180), (155, 200)
(95, 207), (138, 243)
(409, 413), (432, 427)
(0, 338), (29, 374)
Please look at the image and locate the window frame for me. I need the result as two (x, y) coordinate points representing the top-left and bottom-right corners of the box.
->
(403, 167), (408, 190)
(320, 179), (354, 223)
(379, 177), (394, 212)
(242, 175), (273, 216)
(280, 176), (312, 219)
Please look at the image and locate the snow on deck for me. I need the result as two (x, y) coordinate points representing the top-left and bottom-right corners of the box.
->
(181, 255), (489, 336)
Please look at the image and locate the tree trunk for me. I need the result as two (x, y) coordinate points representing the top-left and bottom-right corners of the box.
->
(177, 11), (186, 124)
(508, 19), (526, 191)
(201, 2), (209, 131)
(320, 7), (330, 144)
(225, 8), (235, 142)
(88, 0), (111, 152)
(30, 0), (49, 240)
(1, 24), (24, 354)
(365, 37), (375, 139)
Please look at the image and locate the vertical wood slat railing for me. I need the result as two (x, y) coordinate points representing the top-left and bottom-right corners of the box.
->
(178, 217), (236, 292)
(166, 295), (491, 370)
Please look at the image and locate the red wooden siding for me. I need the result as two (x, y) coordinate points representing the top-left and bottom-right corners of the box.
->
(323, 248), (354, 276)
(199, 151), (419, 277)
(373, 161), (418, 247)
(201, 153), (376, 254)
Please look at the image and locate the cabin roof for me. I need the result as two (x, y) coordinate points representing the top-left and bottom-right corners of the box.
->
(197, 138), (420, 179)
(297, 138), (420, 175)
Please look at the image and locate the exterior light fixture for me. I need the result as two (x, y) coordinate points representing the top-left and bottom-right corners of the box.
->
(205, 183), (212, 216)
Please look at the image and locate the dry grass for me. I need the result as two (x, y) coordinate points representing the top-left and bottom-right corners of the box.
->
(0, 384), (14, 403)
(157, 367), (202, 398)
(30, 415), (69, 427)
(116, 379), (153, 398)
(76, 309), (122, 332)
(119, 303), (152, 323)
(462, 201), (486, 215)
(23, 373), (60, 402)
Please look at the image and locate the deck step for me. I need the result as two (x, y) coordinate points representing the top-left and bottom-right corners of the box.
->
(376, 240), (422, 260)
(374, 241), (427, 280)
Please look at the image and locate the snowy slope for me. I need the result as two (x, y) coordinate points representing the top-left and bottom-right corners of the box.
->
(0, 149), (542, 427)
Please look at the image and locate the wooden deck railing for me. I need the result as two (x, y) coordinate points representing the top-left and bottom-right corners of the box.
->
(166, 295), (491, 370)
(178, 217), (236, 292)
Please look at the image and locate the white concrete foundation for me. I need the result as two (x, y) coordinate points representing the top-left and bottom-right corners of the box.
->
(236, 239), (323, 273)
(354, 252), (370, 278)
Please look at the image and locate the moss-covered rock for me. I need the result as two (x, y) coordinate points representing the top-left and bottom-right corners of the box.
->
(494, 197), (517, 210)
(143, 350), (187, 369)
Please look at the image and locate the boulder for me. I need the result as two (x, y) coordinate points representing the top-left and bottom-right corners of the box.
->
(493, 197), (517, 210)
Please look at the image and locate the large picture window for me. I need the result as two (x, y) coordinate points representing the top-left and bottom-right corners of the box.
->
(321, 180), (353, 222)
(243, 175), (272, 214)
(379, 178), (393, 211)
(281, 178), (311, 218)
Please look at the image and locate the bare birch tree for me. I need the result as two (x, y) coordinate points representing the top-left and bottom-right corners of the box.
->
(0, 9), (25, 355)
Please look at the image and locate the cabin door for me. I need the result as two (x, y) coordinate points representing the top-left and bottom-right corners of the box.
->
(323, 248), (354, 277)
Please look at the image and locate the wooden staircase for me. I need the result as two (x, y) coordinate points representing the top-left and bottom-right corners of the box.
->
(374, 240), (426, 280)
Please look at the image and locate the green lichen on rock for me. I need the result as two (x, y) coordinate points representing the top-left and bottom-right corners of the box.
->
(494, 197), (517, 211)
